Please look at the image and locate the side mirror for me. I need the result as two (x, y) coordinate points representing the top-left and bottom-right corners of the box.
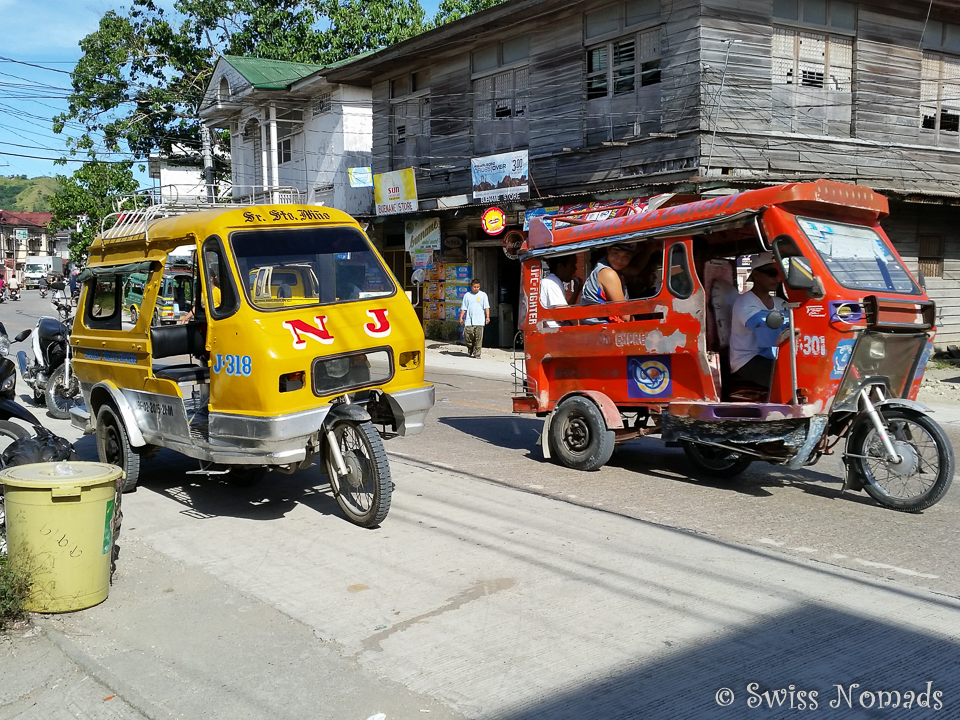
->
(411, 268), (426, 286)
(765, 310), (784, 329)
(14, 329), (31, 343)
(784, 256), (817, 291)
(917, 270), (927, 290)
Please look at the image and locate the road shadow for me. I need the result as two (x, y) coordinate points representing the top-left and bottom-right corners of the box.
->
(499, 604), (958, 719)
(438, 416), (877, 507)
(440, 415), (545, 452)
(73, 436), (346, 523)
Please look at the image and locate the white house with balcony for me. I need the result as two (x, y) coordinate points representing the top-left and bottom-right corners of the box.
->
(199, 55), (373, 215)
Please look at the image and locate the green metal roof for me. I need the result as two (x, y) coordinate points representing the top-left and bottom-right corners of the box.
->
(222, 55), (326, 89)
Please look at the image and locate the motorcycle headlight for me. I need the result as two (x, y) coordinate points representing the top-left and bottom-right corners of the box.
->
(868, 339), (886, 360)
(1, 374), (15, 392)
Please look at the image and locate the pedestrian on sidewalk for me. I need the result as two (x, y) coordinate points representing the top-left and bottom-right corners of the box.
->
(459, 278), (490, 358)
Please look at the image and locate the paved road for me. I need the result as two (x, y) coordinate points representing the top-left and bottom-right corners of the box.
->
(2, 291), (960, 719)
(405, 345), (960, 598)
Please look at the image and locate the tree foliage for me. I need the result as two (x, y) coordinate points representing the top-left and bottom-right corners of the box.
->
(50, 0), (501, 248)
(52, 0), (456, 164)
(433, 0), (507, 25)
(47, 161), (140, 264)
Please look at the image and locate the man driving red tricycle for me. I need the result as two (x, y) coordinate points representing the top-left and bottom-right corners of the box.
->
(513, 180), (953, 513)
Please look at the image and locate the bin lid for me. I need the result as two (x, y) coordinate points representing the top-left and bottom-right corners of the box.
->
(0, 462), (123, 489)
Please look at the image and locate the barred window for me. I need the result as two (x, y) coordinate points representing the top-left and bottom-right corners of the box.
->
(312, 92), (331, 116)
(921, 53), (960, 137)
(772, 28), (852, 91)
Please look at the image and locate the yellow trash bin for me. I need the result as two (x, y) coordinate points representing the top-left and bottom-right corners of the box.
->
(1, 462), (123, 613)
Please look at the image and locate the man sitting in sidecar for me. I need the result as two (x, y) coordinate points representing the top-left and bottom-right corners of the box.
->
(729, 252), (791, 390)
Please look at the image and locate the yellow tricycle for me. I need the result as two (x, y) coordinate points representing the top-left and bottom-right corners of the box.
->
(70, 199), (434, 527)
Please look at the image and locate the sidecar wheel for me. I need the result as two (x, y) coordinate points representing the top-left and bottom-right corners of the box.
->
(848, 408), (954, 513)
(324, 420), (391, 528)
(96, 404), (141, 492)
(129, 305), (139, 325)
(548, 396), (615, 471)
(682, 441), (753, 479)
(228, 466), (267, 487)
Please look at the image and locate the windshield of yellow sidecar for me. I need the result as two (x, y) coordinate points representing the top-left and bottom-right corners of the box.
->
(229, 225), (396, 311)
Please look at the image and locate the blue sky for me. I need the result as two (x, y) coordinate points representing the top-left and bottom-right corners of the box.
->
(0, 0), (444, 183)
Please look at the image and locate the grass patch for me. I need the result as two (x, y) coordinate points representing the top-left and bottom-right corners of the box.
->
(0, 499), (32, 631)
(928, 357), (957, 371)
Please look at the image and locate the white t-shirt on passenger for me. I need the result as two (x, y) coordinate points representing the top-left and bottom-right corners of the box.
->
(729, 291), (787, 373)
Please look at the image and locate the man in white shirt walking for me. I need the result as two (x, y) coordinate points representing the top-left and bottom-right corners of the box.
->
(459, 279), (490, 358)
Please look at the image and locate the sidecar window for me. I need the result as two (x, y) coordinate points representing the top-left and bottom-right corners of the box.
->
(85, 270), (153, 331)
(667, 242), (694, 299)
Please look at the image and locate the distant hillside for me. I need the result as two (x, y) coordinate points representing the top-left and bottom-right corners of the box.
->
(0, 176), (61, 212)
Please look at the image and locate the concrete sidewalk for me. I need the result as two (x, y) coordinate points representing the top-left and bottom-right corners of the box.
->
(4, 451), (960, 719)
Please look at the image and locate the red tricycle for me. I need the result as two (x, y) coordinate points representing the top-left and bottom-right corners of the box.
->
(513, 180), (953, 512)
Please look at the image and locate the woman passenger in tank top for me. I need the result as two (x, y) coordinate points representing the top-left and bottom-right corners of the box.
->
(580, 243), (636, 323)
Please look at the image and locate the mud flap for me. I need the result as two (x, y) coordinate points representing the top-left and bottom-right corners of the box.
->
(539, 411), (554, 460)
(784, 415), (828, 470)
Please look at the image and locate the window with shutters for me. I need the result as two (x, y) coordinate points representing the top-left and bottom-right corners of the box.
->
(390, 71), (431, 169)
(583, 2), (662, 146)
(472, 37), (530, 153)
(586, 27), (661, 100)
(771, 27), (852, 135)
(918, 235), (945, 278)
(920, 53), (960, 143)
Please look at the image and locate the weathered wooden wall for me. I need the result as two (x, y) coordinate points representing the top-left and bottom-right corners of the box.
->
(368, 0), (704, 199)
(882, 200), (960, 347)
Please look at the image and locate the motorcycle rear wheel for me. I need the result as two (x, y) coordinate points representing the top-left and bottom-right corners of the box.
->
(46, 365), (82, 420)
(682, 440), (753, 479)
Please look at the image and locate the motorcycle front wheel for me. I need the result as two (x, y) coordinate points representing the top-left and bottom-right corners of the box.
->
(847, 408), (954, 512)
(323, 420), (391, 528)
(46, 365), (83, 420)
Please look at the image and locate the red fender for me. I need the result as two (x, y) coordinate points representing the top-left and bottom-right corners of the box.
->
(558, 390), (624, 429)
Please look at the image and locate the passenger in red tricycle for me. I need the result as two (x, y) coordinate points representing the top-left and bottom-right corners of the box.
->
(513, 180), (953, 512)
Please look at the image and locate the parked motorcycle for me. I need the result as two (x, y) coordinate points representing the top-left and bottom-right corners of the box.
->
(0, 325), (48, 446)
(10, 286), (83, 419)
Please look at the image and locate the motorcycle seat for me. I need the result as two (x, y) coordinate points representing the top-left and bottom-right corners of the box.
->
(154, 364), (210, 384)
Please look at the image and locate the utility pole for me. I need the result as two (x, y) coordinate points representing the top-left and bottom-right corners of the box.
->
(201, 125), (216, 203)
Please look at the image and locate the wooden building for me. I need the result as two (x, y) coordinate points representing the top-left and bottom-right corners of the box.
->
(326, 0), (960, 346)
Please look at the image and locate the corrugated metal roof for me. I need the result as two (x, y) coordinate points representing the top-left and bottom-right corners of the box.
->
(222, 55), (325, 89)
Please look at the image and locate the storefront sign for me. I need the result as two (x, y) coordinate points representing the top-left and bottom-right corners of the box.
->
(348, 167), (374, 188)
(481, 207), (506, 236)
(412, 250), (435, 269)
(374, 168), (418, 215)
(471, 150), (529, 202)
(405, 217), (441, 252)
(523, 198), (652, 231)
